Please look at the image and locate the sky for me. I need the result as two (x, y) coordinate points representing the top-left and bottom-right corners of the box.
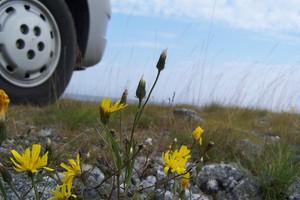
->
(65, 0), (300, 112)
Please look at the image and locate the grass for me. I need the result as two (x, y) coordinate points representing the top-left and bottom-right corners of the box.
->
(254, 144), (299, 200)
(4, 98), (300, 199)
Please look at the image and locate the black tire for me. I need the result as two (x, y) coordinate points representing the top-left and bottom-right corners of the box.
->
(0, 0), (76, 104)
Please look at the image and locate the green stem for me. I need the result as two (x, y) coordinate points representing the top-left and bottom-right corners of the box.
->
(130, 70), (161, 144)
(29, 172), (40, 200)
(139, 163), (196, 193)
(119, 110), (123, 145)
(0, 180), (7, 200)
(117, 110), (124, 198)
(94, 145), (143, 190)
(117, 172), (120, 200)
(123, 70), (161, 196)
(9, 184), (22, 200)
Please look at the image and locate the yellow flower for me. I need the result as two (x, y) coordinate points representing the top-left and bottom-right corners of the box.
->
(192, 126), (204, 145)
(162, 150), (179, 174)
(60, 154), (81, 185)
(0, 90), (10, 121)
(180, 172), (190, 190)
(173, 146), (191, 174)
(49, 182), (77, 200)
(162, 145), (191, 175)
(100, 98), (127, 124)
(174, 145), (191, 160)
(10, 144), (53, 173)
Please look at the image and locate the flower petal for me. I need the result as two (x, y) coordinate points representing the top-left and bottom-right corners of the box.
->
(11, 150), (24, 163)
(76, 154), (80, 166)
(101, 98), (111, 114)
(164, 166), (169, 174)
(31, 144), (41, 163)
(61, 163), (72, 171)
(43, 166), (54, 171)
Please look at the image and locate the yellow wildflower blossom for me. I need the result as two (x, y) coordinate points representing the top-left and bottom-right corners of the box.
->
(174, 145), (191, 160)
(60, 154), (81, 185)
(10, 144), (53, 173)
(162, 149), (179, 174)
(49, 182), (77, 200)
(0, 90), (10, 121)
(180, 172), (190, 190)
(100, 98), (127, 124)
(192, 126), (204, 145)
(162, 145), (191, 175)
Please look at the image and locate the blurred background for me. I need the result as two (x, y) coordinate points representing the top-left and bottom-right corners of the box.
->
(64, 0), (300, 112)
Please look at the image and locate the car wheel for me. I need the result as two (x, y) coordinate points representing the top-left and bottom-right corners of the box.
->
(0, 0), (76, 104)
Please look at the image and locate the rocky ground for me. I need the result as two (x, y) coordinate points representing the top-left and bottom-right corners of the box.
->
(1, 108), (300, 199)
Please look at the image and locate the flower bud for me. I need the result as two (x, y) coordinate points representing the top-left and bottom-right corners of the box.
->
(136, 75), (146, 101)
(86, 151), (91, 160)
(120, 89), (128, 105)
(174, 138), (177, 143)
(0, 163), (12, 184)
(44, 138), (52, 157)
(138, 144), (144, 151)
(110, 129), (116, 137)
(204, 141), (215, 153)
(156, 49), (167, 71)
(130, 147), (134, 155)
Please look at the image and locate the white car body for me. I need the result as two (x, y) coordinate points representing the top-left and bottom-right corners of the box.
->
(83, 0), (111, 67)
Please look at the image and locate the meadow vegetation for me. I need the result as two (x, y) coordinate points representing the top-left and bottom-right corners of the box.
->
(2, 97), (300, 199)
(0, 50), (300, 199)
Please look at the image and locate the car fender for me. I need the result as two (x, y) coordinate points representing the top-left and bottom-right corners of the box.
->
(83, 0), (111, 67)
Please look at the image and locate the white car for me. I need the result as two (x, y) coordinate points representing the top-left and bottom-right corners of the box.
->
(0, 0), (111, 104)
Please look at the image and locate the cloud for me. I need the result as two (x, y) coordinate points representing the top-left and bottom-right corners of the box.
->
(111, 0), (300, 35)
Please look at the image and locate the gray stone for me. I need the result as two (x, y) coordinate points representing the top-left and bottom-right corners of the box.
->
(82, 164), (105, 186)
(197, 163), (262, 200)
(183, 189), (212, 200)
(156, 167), (167, 181)
(288, 181), (300, 200)
(140, 175), (156, 192)
(38, 128), (54, 137)
(254, 133), (281, 142)
(289, 193), (300, 200)
(2, 171), (57, 200)
(191, 193), (212, 200)
(257, 118), (270, 126)
(173, 108), (203, 122)
(235, 139), (263, 161)
(156, 190), (174, 200)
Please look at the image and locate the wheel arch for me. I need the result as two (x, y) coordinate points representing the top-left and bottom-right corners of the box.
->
(64, 0), (89, 67)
